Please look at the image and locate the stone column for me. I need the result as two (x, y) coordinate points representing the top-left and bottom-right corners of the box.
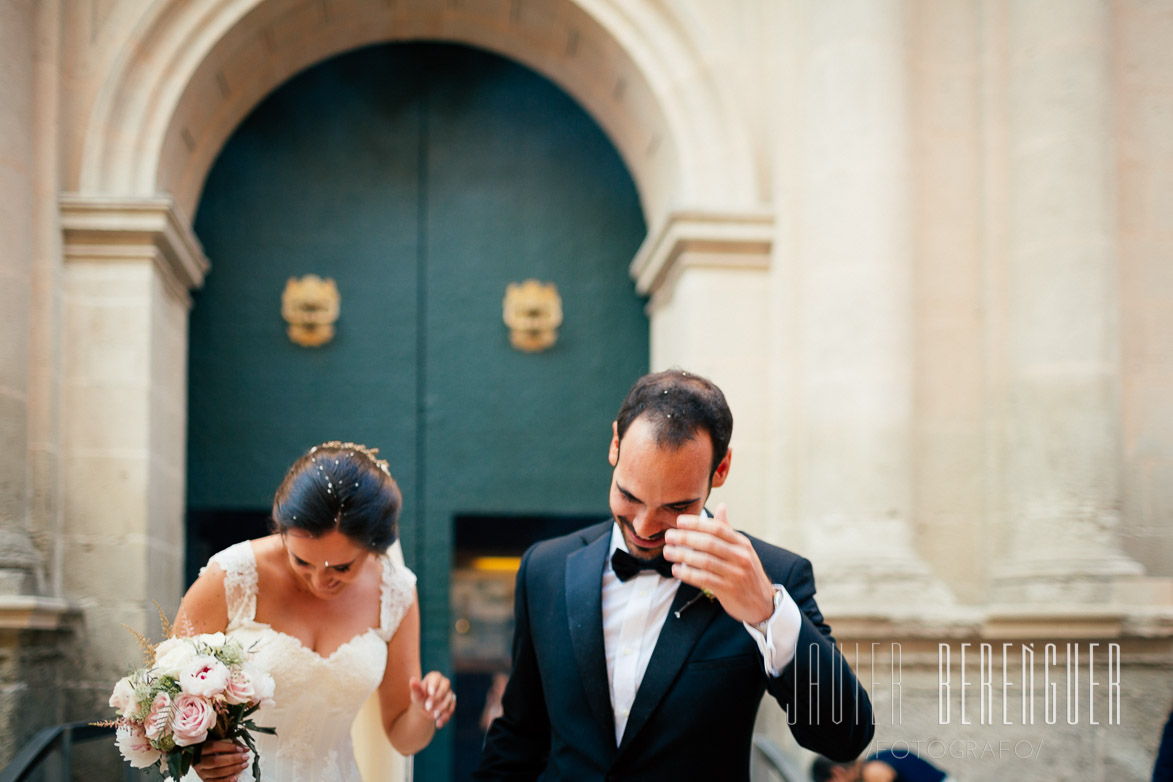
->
(0, 2), (80, 767)
(0, 0), (40, 597)
(58, 195), (208, 717)
(631, 211), (775, 542)
(788, 0), (951, 612)
(991, 0), (1142, 604)
(27, 0), (64, 600)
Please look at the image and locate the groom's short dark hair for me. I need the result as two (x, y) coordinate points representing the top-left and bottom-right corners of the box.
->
(614, 368), (733, 476)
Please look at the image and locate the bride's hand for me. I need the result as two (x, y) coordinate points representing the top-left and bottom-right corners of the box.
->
(409, 671), (456, 729)
(191, 740), (250, 781)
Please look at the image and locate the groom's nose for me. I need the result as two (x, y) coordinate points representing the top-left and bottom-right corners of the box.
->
(632, 509), (666, 537)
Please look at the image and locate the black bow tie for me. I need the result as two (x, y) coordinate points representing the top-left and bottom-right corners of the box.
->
(611, 549), (675, 581)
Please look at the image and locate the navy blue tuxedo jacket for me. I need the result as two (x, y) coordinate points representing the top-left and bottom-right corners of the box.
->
(474, 520), (874, 781)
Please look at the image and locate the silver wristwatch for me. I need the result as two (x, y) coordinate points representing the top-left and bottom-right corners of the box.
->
(754, 587), (784, 635)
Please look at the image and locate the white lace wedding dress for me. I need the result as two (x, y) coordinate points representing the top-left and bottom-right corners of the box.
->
(182, 540), (416, 782)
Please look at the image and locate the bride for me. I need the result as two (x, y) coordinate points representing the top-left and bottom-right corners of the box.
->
(175, 441), (456, 781)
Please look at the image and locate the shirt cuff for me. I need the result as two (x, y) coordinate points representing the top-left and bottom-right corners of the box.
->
(741, 585), (801, 677)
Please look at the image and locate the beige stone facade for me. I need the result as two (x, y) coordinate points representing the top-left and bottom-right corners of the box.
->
(1, 0), (1171, 779)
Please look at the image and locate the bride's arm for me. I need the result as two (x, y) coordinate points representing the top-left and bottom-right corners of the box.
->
(379, 591), (456, 755)
(173, 563), (229, 636)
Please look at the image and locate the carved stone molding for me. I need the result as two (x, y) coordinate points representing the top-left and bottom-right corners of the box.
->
(827, 605), (1173, 646)
(59, 194), (210, 306)
(629, 210), (774, 299)
(0, 595), (78, 632)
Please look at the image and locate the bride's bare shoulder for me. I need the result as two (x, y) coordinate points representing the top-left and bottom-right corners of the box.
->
(177, 557), (231, 634)
(250, 535), (289, 577)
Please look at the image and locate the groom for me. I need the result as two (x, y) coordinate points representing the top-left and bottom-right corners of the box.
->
(475, 369), (874, 780)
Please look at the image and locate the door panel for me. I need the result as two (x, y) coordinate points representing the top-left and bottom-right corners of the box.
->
(188, 43), (647, 779)
(189, 46), (424, 521)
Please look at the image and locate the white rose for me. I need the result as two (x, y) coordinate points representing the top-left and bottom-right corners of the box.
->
(116, 724), (162, 769)
(179, 656), (230, 698)
(152, 637), (200, 678)
(201, 631), (226, 648)
(108, 676), (137, 717)
(249, 665), (276, 707)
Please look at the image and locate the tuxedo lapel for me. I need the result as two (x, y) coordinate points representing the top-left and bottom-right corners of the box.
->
(565, 530), (615, 748)
(616, 582), (720, 755)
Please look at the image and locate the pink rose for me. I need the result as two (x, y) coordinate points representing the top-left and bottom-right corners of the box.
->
(116, 723), (162, 769)
(223, 668), (255, 705)
(170, 692), (217, 747)
(143, 692), (172, 741)
(179, 656), (230, 698)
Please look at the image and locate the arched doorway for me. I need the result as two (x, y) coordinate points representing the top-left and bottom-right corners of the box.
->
(186, 41), (647, 777)
(61, 3), (771, 776)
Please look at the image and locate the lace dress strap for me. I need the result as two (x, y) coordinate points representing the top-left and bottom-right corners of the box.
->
(375, 540), (417, 643)
(203, 541), (259, 627)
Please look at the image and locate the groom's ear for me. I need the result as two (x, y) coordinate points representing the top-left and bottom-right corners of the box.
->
(710, 447), (732, 488)
(608, 421), (620, 467)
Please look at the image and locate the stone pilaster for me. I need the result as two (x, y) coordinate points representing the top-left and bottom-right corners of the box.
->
(633, 210), (775, 541)
(57, 194), (208, 714)
(0, 0), (40, 598)
(786, 0), (952, 613)
(0, 2), (80, 767)
(991, 0), (1143, 605)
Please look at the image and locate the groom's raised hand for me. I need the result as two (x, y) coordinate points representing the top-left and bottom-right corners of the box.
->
(663, 503), (776, 625)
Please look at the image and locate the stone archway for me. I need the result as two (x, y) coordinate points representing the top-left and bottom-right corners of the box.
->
(51, 9), (788, 778)
(76, 0), (765, 226)
(55, 0), (779, 766)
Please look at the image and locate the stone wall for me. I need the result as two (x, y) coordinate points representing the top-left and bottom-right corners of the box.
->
(758, 630), (1173, 781)
(1117, 0), (1173, 578)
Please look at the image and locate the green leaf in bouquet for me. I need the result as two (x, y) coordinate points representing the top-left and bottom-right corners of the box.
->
(243, 719), (277, 735)
(179, 749), (194, 777)
(237, 731), (265, 781)
(220, 702), (245, 731)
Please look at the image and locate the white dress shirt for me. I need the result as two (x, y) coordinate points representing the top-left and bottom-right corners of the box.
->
(601, 522), (802, 745)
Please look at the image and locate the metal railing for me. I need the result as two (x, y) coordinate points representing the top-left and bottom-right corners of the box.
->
(751, 733), (806, 782)
(8, 723), (789, 782)
(0, 722), (146, 782)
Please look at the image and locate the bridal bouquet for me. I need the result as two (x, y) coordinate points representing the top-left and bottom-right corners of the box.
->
(104, 630), (276, 780)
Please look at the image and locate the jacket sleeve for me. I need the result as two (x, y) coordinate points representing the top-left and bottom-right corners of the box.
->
(1154, 701), (1173, 782)
(765, 555), (875, 761)
(473, 545), (550, 780)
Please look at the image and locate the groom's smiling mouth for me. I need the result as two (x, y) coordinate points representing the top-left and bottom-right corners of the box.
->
(617, 518), (666, 553)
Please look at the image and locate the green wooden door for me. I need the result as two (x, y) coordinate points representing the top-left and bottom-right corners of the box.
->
(188, 43), (647, 779)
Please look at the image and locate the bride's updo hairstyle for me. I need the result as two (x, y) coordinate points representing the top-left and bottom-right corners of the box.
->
(271, 441), (402, 552)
